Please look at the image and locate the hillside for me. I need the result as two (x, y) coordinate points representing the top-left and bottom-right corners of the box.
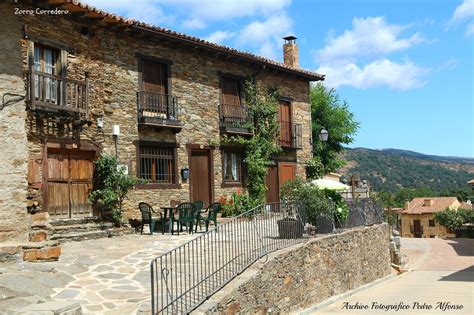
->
(339, 148), (474, 193)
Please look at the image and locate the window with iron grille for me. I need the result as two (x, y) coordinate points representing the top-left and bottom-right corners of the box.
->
(222, 150), (242, 183)
(429, 219), (435, 227)
(139, 145), (176, 184)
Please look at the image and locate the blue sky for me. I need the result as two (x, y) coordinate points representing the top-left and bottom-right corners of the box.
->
(84, 0), (473, 157)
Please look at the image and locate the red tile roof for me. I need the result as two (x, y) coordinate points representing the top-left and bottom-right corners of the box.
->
(38, 0), (324, 81)
(402, 197), (459, 214)
(460, 202), (473, 210)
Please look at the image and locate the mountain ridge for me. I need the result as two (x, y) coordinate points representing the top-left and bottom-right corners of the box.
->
(339, 147), (474, 193)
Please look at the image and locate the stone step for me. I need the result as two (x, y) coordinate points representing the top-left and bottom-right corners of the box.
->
(51, 222), (115, 235)
(50, 227), (133, 243)
(49, 217), (100, 227)
(50, 230), (109, 242)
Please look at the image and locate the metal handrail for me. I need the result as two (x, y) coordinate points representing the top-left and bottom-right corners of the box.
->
(137, 91), (179, 122)
(278, 121), (302, 149)
(150, 202), (306, 314)
(218, 104), (252, 130)
(150, 199), (384, 314)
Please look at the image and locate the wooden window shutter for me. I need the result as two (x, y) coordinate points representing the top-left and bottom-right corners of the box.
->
(28, 156), (42, 185)
(142, 60), (166, 94)
(221, 77), (241, 106)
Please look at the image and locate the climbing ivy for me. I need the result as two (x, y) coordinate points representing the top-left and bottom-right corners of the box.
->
(223, 80), (281, 207)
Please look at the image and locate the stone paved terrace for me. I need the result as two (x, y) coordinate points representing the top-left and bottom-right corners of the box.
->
(0, 232), (201, 314)
(0, 214), (308, 314)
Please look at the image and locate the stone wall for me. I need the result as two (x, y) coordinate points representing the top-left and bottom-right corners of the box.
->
(203, 223), (391, 314)
(6, 2), (314, 221)
(0, 3), (29, 242)
(400, 214), (454, 238)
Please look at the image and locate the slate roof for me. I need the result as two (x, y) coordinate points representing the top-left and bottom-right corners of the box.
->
(38, 0), (325, 81)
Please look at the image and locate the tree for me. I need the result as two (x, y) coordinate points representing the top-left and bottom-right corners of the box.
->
(434, 208), (474, 231)
(309, 83), (359, 177)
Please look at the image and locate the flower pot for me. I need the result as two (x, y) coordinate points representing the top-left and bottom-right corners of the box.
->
(277, 218), (303, 239)
(307, 225), (317, 237)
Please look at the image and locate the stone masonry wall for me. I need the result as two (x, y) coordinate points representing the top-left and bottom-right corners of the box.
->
(205, 223), (391, 314)
(5, 3), (314, 223)
(400, 214), (454, 238)
(0, 4), (30, 243)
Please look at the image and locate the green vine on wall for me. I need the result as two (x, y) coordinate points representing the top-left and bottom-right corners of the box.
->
(222, 80), (281, 206)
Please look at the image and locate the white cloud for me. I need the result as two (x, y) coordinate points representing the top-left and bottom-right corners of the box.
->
(450, 0), (474, 23)
(181, 18), (206, 30)
(81, 0), (174, 25)
(169, 0), (291, 25)
(317, 59), (428, 91)
(466, 22), (474, 36)
(205, 31), (236, 44)
(237, 13), (293, 59)
(314, 16), (430, 91)
(315, 17), (426, 64)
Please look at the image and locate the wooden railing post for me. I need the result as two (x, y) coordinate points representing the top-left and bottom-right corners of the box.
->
(84, 72), (89, 117)
(29, 66), (35, 110)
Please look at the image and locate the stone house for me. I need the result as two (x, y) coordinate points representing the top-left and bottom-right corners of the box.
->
(0, 0), (324, 246)
(399, 197), (461, 238)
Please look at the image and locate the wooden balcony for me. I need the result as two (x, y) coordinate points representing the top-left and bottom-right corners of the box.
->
(219, 104), (253, 135)
(137, 91), (182, 130)
(29, 70), (89, 116)
(278, 121), (302, 149)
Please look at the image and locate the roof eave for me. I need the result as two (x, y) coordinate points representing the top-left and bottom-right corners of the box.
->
(130, 25), (325, 81)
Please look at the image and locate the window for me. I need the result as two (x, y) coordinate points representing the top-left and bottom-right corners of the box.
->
(429, 219), (435, 227)
(33, 45), (60, 102)
(138, 144), (176, 184)
(222, 150), (243, 184)
(221, 77), (241, 106)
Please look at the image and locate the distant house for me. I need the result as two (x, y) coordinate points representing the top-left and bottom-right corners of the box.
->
(400, 197), (461, 238)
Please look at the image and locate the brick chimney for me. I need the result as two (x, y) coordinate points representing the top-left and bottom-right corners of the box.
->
(405, 201), (410, 211)
(283, 35), (299, 68)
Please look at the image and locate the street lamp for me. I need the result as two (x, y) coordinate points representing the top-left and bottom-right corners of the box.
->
(318, 128), (329, 141)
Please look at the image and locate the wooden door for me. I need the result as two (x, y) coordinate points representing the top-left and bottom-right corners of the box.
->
(190, 150), (212, 207)
(142, 60), (167, 94)
(413, 220), (422, 238)
(278, 162), (296, 187)
(279, 100), (292, 146)
(265, 165), (279, 203)
(46, 148), (94, 218)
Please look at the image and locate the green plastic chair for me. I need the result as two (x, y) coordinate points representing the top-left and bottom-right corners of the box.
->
(193, 200), (204, 213)
(138, 202), (163, 235)
(195, 203), (221, 232)
(174, 202), (196, 235)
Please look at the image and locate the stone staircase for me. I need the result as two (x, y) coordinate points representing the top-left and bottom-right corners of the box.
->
(50, 217), (132, 242)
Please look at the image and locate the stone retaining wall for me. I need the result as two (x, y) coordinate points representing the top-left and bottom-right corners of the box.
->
(203, 223), (391, 314)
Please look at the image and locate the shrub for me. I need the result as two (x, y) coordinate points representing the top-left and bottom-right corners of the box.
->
(219, 189), (258, 217)
(280, 178), (334, 226)
(323, 189), (349, 223)
(88, 155), (141, 226)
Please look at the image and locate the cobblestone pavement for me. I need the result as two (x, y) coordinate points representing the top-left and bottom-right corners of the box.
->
(0, 232), (199, 314)
(309, 237), (474, 315)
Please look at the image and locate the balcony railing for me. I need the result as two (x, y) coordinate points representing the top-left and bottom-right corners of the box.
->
(278, 121), (302, 149)
(29, 69), (89, 116)
(137, 91), (181, 128)
(218, 104), (253, 135)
